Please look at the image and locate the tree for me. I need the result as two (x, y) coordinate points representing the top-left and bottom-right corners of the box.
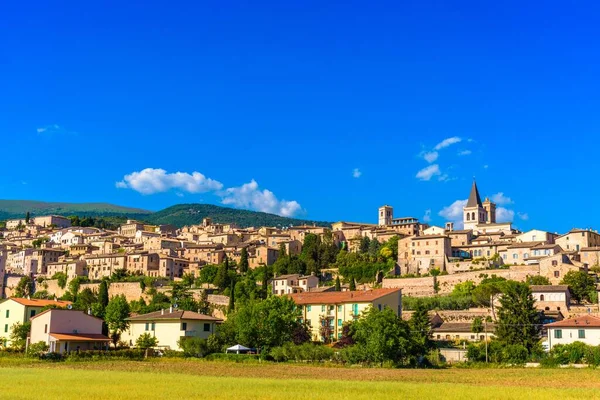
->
(136, 333), (158, 349)
(219, 296), (304, 352)
(495, 282), (540, 354)
(471, 317), (484, 335)
(335, 276), (341, 291)
(560, 271), (596, 303)
(213, 259), (231, 291)
(228, 280), (235, 313)
(14, 276), (34, 298)
(319, 316), (334, 344)
(368, 238), (380, 259)
(52, 272), (68, 289)
(409, 303), (433, 357)
(526, 275), (551, 286)
(239, 247), (249, 274)
(25, 211), (30, 224)
(104, 295), (131, 346)
(351, 307), (412, 365)
(349, 278), (356, 291)
(10, 322), (31, 351)
(359, 236), (371, 254)
(98, 280), (109, 309)
(451, 281), (476, 297)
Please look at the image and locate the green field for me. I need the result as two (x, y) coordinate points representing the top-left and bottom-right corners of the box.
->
(1, 359), (600, 399)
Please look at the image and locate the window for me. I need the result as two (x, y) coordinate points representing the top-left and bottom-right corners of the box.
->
(4, 324), (7, 333)
(579, 329), (585, 339)
(540, 295), (545, 301)
(145, 323), (149, 331)
(554, 271), (560, 278)
(321, 305), (325, 312)
(307, 305), (312, 312)
(338, 319), (342, 327)
(552, 260), (558, 266)
(30, 310), (36, 318)
(352, 304), (359, 316)
(512, 253), (518, 259)
(337, 305), (342, 312)
(378, 304), (382, 311)
(151, 322), (155, 331)
(181, 322), (187, 331)
(554, 329), (562, 339)
(203, 323), (210, 332)
(5, 310), (8, 318)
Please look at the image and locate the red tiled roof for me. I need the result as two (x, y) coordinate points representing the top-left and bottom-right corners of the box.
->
(50, 333), (110, 341)
(8, 298), (71, 307)
(289, 288), (401, 305)
(546, 315), (600, 328)
(127, 310), (222, 322)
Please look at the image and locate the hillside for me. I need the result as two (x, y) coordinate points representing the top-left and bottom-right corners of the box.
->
(0, 200), (152, 220)
(0, 201), (332, 228)
(145, 204), (331, 228)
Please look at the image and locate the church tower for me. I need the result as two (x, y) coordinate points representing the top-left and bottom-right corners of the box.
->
(463, 180), (486, 230)
(483, 197), (496, 224)
(378, 205), (393, 226)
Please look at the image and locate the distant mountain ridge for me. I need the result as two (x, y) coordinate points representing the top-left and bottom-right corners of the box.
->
(0, 200), (331, 228)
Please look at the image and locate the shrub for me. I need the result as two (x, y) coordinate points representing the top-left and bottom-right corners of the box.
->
(136, 333), (158, 349)
(26, 342), (49, 358)
(585, 346), (600, 366)
(269, 343), (334, 363)
(178, 337), (211, 358)
(549, 342), (588, 365)
(65, 349), (146, 361)
(501, 344), (529, 365)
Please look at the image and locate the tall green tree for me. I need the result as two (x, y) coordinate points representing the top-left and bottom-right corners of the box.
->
(471, 317), (484, 335)
(25, 211), (30, 224)
(14, 277), (34, 298)
(560, 271), (596, 303)
(335, 276), (341, 291)
(239, 247), (249, 274)
(368, 238), (380, 259)
(349, 278), (356, 291)
(213, 258), (231, 291)
(351, 307), (412, 365)
(220, 296), (303, 352)
(104, 295), (131, 346)
(409, 303), (433, 356)
(228, 280), (235, 313)
(495, 282), (540, 353)
(359, 236), (371, 254)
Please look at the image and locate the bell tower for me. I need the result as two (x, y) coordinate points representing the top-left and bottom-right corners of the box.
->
(463, 180), (486, 230)
(378, 205), (393, 226)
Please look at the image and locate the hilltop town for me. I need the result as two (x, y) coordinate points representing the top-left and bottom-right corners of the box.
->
(0, 181), (598, 361)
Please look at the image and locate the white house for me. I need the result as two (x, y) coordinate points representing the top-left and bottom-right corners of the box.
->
(271, 274), (319, 295)
(545, 315), (600, 349)
(530, 285), (570, 313)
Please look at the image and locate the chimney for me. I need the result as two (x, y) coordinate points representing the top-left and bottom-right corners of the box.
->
(161, 309), (165, 315)
(169, 305), (173, 313)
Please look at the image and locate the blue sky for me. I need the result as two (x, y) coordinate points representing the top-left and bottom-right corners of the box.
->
(1, 1), (600, 233)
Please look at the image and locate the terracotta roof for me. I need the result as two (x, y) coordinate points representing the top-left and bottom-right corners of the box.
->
(546, 315), (600, 328)
(50, 333), (111, 341)
(530, 285), (569, 293)
(507, 241), (545, 249)
(7, 298), (71, 307)
(127, 310), (222, 322)
(433, 322), (496, 333)
(289, 288), (401, 305)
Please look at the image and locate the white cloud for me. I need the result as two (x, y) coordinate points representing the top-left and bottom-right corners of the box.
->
(490, 192), (513, 205)
(221, 179), (302, 217)
(36, 124), (76, 135)
(458, 150), (472, 156)
(422, 151), (439, 163)
(496, 207), (515, 223)
(423, 209), (432, 223)
(518, 212), (529, 221)
(115, 168), (223, 195)
(483, 165), (489, 169)
(352, 168), (362, 178)
(438, 199), (467, 229)
(416, 164), (441, 181)
(434, 137), (462, 151)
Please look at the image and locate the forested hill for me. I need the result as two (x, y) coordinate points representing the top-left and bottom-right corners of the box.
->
(0, 201), (332, 228)
(144, 204), (331, 228)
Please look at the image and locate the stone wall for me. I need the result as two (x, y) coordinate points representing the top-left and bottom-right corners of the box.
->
(383, 265), (540, 297)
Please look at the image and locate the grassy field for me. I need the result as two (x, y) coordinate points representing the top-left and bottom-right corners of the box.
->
(1, 359), (600, 399)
